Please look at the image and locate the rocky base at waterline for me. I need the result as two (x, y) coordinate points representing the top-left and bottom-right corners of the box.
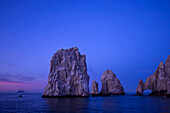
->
(136, 55), (170, 96)
(90, 93), (125, 97)
(42, 95), (89, 98)
(42, 47), (89, 97)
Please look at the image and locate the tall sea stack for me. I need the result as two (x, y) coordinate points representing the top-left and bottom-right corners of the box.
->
(42, 47), (90, 97)
(136, 55), (170, 96)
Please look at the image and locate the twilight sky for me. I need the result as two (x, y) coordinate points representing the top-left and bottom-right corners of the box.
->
(0, 0), (170, 92)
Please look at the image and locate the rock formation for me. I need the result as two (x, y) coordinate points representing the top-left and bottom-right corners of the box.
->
(136, 55), (170, 96)
(166, 56), (170, 96)
(100, 69), (125, 95)
(90, 80), (98, 96)
(42, 47), (90, 97)
(136, 79), (144, 95)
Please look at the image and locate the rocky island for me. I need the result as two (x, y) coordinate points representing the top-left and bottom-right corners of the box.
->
(100, 69), (125, 95)
(90, 80), (99, 96)
(136, 55), (170, 96)
(42, 47), (90, 97)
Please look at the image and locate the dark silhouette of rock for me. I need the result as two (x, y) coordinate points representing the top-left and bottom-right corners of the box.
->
(136, 55), (170, 96)
(42, 47), (90, 97)
(90, 80), (98, 96)
(100, 69), (125, 95)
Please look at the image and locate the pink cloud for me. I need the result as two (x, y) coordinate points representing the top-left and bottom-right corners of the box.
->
(0, 81), (33, 86)
(0, 81), (45, 92)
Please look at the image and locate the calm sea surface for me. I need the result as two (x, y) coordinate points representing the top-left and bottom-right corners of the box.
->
(0, 92), (170, 113)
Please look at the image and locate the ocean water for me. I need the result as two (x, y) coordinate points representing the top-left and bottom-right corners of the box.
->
(0, 92), (170, 113)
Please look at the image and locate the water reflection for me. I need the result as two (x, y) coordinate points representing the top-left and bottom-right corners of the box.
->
(44, 97), (90, 113)
(43, 95), (170, 113)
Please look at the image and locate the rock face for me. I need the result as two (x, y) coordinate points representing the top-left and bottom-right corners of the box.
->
(136, 55), (170, 96)
(42, 47), (90, 97)
(90, 80), (98, 95)
(165, 55), (170, 76)
(100, 69), (125, 95)
(136, 79), (144, 95)
(166, 56), (170, 96)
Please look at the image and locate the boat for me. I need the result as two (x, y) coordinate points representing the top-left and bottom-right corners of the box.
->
(17, 89), (25, 93)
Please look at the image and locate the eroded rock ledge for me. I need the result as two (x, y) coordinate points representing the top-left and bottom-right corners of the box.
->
(136, 55), (170, 96)
(42, 47), (89, 97)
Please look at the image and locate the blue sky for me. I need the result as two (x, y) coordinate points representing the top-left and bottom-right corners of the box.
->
(0, 0), (170, 92)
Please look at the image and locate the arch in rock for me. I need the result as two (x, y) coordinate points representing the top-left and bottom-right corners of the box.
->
(136, 56), (170, 96)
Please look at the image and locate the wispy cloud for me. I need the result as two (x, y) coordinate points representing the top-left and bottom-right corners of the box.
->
(30, 57), (40, 62)
(0, 73), (35, 83)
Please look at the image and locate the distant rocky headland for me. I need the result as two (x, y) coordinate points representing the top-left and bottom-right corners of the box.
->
(42, 47), (169, 97)
(136, 55), (170, 96)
